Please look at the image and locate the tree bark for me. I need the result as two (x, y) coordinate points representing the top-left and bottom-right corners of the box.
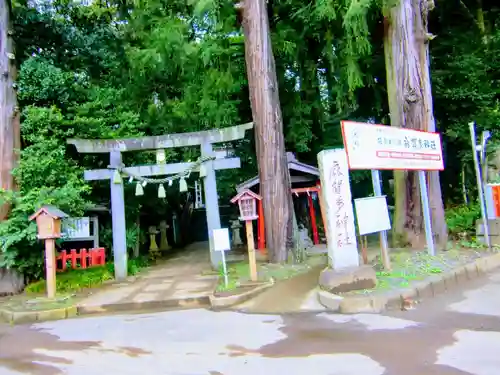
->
(383, 0), (448, 249)
(241, 0), (294, 263)
(0, 0), (19, 221)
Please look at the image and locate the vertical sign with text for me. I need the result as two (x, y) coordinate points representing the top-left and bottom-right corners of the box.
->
(318, 148), (359, 269)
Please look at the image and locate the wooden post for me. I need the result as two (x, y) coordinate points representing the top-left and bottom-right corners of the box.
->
(361, 236), (368, 265)
(257, 198), (265, 251)
(307, 194), (319, 245)
(29, 205), (70, 298)
(245, 220), (258, 282)
(45, 238), (57, 298)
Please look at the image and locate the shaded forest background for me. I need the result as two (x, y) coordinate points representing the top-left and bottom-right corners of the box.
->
(0, 0), (499, 278)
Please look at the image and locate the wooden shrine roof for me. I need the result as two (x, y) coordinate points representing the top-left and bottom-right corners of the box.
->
(236, 153), (319, 192)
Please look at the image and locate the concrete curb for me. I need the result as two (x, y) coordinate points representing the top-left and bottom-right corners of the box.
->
(318, 251), (500, 314)
(209, 280), (275, 309)
(0, 305), (78, 325)
(77, 295), (211, 316)
(0, 294), (213, 324)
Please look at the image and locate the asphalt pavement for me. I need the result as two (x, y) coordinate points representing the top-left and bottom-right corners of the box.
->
(1, 268), (500, 375)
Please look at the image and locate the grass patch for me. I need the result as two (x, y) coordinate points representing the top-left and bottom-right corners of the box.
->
(349, 248), (488, 295)
(26, 266), (113, 294)
(25, 256), (150, 295)
(216, 254), (327, 292)
(215, 262), (250, 292)
(373, 252), (451, 291)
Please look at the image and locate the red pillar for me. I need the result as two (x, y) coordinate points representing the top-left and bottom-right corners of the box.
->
(308, 194), (319, 245)
(258, 198), (266, 251)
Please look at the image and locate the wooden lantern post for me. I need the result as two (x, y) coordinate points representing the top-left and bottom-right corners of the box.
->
(230, 189), (262, 282)
(29, 205), (69, 298)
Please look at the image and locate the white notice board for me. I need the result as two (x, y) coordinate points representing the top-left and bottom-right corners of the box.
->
(354, 196), (391, 235)
(213, 228), (231, 252)
(62, 217), (90, 238)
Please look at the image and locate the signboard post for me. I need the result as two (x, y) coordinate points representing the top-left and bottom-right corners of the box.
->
(230, 189), (261, 281)
(212, 228), (231, 288)
(469, 122), (491, 249)
(341, 121), (444, 256)
(370, 170), (391, 268)
(29, 206), (69, 299)
(418, 171), (435, 255)
(354, 195), (392, 268)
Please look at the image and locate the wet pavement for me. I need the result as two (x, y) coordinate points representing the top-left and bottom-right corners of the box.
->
(2, 269), (500, 374)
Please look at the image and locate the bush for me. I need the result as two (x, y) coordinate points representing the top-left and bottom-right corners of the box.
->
(25, 257), (150, 294)
(445, 203), (480, 238)
(25, 266), (113, 294)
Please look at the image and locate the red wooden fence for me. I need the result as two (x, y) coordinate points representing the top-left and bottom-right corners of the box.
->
(56, 248), (106, 272)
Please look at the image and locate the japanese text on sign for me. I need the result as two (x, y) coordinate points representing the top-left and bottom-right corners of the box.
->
(329, 162), (354, 249)
(317, 148), (359, 269)
(341, 121), (444, 171)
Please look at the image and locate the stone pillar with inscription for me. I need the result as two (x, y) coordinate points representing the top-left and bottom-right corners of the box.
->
(317, 149), (359, 270)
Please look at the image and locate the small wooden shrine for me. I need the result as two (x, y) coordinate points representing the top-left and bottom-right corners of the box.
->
(236, 152), (325, 250)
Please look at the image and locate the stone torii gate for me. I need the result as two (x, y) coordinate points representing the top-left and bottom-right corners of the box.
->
(67, 123), (253, 280)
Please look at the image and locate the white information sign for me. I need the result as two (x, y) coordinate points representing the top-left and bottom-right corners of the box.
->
(354, 196), (391, 236)
(62, 217), (90, 238)
(213, 228), (231, 252)
(341, 121), (444, 171)
(317, 148), (359, 269)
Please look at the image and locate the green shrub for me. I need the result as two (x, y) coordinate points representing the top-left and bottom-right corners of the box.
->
(25, 266), (113, 294)
(25, 257), (150, 294)
(106, 256), (150, 276)
(445, 203), (480, 238)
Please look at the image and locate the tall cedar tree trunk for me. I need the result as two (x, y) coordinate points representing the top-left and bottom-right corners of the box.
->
(241, 0), (294, 262)
(384, 0), (448, 249)
(0, 0), (19, 221)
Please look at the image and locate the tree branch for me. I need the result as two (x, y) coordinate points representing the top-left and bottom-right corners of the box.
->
(458, 0), (478, 24)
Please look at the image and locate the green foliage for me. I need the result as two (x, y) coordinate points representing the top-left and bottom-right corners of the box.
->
(25, 266), (114, 294)
(100, 225), (142, 256)
(108, 256), (151, 277)
(4, 0), (500, 275)
(445, 204), (481, 238)
(25, 257), (150, 294)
